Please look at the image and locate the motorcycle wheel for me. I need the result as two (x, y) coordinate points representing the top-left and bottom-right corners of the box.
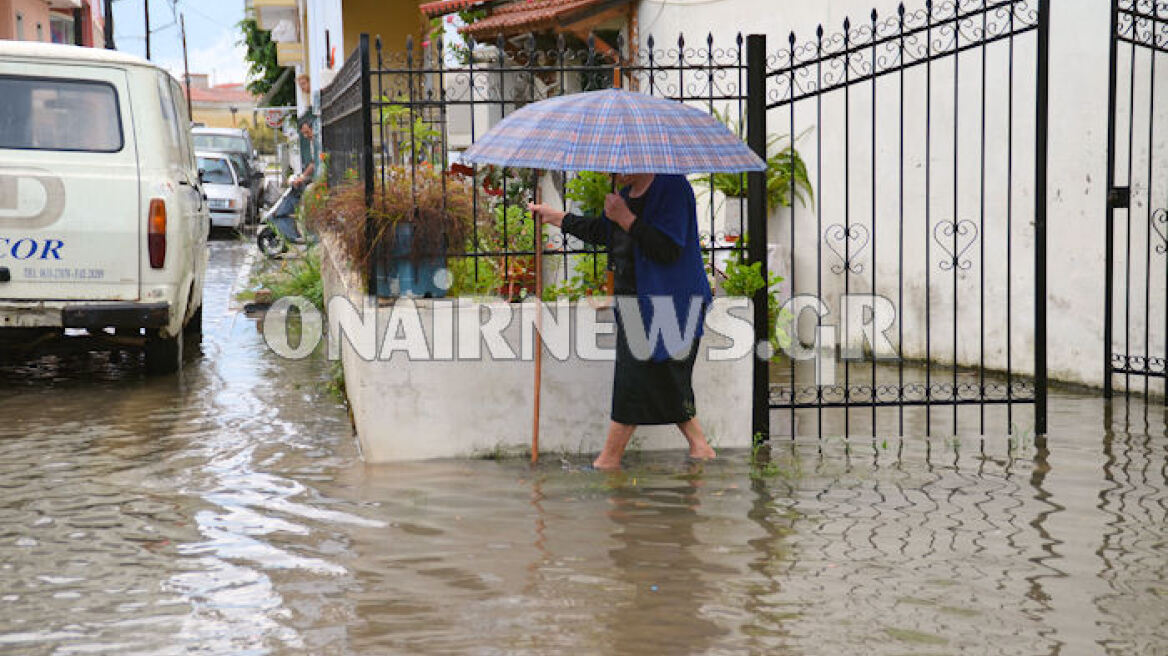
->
(257, 226), (287, 258)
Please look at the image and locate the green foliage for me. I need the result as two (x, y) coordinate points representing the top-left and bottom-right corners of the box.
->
(379, 102), (442, 164)
(447, 254), (501, 297)
(748, 443), (783, 479)
(695, 108), (813, 210)
(564, 171), (611, 216)
(448, 204), (542, 299)
(257, 248), (324, 311)
(238, 17), (294, 107)
(429, 9), (486, 65)
(249, 122), (278, 155)
(543, 253), (609, 301)
(721, 243), (794, 356)
(489, 203), (541, 252)
(326, 360), (346, 404)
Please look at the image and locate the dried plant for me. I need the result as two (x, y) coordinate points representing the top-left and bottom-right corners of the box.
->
(306, 164), (486, 270)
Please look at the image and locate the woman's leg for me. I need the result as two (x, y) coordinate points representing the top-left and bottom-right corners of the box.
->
(677, 418), (716, 460)
(594, 421), (637, 469)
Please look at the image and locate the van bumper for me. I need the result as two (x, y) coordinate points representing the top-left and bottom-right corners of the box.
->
(0, 301), (169, 329)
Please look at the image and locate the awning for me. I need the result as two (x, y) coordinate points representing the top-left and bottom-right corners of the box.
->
(461, 0), (628, 40)
(419, 0), (488, 18)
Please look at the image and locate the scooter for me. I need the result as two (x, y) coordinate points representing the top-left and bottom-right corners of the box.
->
(256, 178), (308, 258)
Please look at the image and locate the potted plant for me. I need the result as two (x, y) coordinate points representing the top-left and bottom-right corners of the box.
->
(370, 164), (483, 297)
(308, 165), (482, 298)
(695, 109), (813, 239)
(482, 203), (549, 301)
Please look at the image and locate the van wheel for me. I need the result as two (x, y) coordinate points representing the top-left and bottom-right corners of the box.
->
(144, 330), (182, 375)
(186, 304), (203, 340)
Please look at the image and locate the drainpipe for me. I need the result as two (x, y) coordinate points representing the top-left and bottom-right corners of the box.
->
(103, 0), (114, 49)
(72, 7), (82, 45)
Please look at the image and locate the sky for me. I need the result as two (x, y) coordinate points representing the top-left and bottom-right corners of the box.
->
(112, 0), (249, 86)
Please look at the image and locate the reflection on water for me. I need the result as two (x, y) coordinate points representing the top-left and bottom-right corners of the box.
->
(0, 240), (1165, 654)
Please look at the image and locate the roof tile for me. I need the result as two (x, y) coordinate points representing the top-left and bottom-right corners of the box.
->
(461, 0), (614, 39)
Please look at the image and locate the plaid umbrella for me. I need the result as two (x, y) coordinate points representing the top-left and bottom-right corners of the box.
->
(461, 88), (766, 174)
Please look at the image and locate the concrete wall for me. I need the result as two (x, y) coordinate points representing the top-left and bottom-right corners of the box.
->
(318, 232), (755, 463)
(636, 0), (1168, 392)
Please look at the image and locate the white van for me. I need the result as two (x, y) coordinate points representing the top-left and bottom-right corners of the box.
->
(0, 42), (208, 374)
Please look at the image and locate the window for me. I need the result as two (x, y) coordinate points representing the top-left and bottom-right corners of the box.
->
(36, 23), (43, 42)
(157, 73), (182, 164)
(169, 79), (195, 167)
(50, 14), (75, 45)
(197, 156), (236, 185)
(192, 134), (249, 153)
(15, 13), (23, 41)
(0, 76), (123, 152)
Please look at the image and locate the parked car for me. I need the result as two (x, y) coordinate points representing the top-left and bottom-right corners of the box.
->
(0, 41), (208, 374)
(196, 152), (249, 231)
(192, 127), (262, 223)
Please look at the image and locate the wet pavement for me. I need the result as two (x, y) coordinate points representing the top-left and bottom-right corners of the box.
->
(0, 239), (1165, 654)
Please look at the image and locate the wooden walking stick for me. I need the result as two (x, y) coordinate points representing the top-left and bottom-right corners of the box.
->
(532, 173), (543, 464)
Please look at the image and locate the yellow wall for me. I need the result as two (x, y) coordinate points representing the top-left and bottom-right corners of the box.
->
(342, 0), (427, 58)
(192, 107), (243, 129)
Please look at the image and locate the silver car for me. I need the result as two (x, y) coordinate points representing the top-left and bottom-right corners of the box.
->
(197, 151), (249, 231)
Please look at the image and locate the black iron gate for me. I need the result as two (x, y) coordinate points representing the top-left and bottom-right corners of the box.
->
(761, 0), (1049, 439)
(320, 0), (1048, 442)
(1105, 0), (1168, 398)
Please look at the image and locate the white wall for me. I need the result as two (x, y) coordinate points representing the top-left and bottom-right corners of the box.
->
(319, 232), (755, 463)
(637, 0), (1168, 391)
(304, 0), (343, 106)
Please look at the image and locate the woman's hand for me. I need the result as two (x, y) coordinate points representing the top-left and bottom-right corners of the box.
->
(604, 193), (636, 231)
(527, 203), (566, 228)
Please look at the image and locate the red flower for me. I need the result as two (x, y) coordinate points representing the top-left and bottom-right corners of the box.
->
(446, 15), (454, 23)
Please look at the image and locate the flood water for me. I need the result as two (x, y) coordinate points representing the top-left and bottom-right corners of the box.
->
(1, 240), (1165, 654)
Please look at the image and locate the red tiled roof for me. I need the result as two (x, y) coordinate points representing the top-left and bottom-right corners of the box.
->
(461, 0), (621, 39)
(419, 0), (487, 17)
(186, 83), (257, 105)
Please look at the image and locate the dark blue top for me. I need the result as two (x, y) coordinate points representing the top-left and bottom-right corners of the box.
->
(562, 174), (712, 362)
(625, 175), (712, 361)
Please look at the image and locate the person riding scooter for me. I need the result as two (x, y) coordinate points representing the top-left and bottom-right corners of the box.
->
(256, 170), (311, 257)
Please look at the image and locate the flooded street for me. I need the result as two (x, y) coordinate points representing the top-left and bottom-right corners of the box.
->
(0, 240), (1164, 654)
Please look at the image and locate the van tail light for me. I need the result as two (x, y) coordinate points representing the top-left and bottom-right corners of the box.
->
(148, 199), (167, 269)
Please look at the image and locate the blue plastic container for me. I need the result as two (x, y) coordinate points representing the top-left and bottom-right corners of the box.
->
(374, 223), (448, 298)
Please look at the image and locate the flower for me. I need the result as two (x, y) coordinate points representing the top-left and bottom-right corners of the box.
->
(446, 15), (454, 23)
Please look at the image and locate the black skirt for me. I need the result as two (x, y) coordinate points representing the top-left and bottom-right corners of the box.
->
(611, 310), (700, 425)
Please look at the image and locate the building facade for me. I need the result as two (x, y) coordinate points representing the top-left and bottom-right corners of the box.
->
(0, 0), (103, 46)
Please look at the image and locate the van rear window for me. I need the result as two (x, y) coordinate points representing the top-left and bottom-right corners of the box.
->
(0, 76), (123, 152)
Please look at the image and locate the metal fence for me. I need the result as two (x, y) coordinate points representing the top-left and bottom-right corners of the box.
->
(762, 0), (1049, 440)
(319, 0), (1049, 441)
(320, 28), (754, 294)
(1105, 0), (1168, 400)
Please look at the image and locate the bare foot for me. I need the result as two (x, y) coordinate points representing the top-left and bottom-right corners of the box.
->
(687, 446), (716, 461)
(592, 456), (623, 470)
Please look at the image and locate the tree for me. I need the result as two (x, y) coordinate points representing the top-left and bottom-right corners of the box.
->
(238, 17), (294, 107)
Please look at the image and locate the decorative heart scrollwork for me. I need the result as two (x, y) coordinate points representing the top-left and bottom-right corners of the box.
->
(934, 219), (978, 272)
(1151, 209), (1168, 255)
(824, 223), (869, 275)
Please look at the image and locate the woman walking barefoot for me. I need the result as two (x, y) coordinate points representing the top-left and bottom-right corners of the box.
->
(529, 173), (716, 470)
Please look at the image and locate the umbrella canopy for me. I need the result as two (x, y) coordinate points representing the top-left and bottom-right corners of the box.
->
(461, 88), (766, 174)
